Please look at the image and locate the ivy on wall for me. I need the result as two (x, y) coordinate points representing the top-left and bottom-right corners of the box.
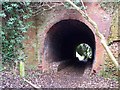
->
(1, 2), (33, 68)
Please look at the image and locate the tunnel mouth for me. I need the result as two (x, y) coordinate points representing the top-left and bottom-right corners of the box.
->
(44, 19), (96, 69)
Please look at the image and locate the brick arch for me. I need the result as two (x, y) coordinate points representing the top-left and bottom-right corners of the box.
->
(42, 20), (97, 72)
(44, 19), (96, 63)
(40, 8), (109, 72)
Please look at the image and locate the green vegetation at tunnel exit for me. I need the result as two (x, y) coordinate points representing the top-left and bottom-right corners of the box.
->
(76, 43), (92, 61)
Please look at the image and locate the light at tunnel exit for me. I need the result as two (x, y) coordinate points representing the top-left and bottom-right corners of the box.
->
(76, 52), (84, 61)
(44, 19), (96, 66)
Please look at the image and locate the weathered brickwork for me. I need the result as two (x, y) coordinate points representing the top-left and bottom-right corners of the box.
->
(24, 2), (119, 73)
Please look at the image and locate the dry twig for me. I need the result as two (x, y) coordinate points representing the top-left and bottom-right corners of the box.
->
(23, 78), (40, 88)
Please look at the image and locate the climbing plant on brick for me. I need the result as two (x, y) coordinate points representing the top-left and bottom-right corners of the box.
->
(1, 2), (33, 68)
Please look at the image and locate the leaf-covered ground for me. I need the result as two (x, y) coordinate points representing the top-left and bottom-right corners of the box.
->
(1, 66), (118, 89)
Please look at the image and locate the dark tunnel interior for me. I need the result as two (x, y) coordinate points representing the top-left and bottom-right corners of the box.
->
(44, 19), (96, 69)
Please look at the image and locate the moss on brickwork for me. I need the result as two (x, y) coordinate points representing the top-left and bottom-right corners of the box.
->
(36, 11), (51, 64)
(100, 2), (119, 44)
(99, 3), (119, 80)
(23, 17), (39, 68)
(107, 10), (119, 44)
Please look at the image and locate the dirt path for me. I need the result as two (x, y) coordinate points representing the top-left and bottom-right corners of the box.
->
(1, 65), (118, 89)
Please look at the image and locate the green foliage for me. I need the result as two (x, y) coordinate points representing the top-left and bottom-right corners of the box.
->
(1, 2), (33, 68)
(64, 2), (71, 9)
(64, 0), (87, 10)
(64, 0), (80, 9)
(76, 43), (92, 60)
(98, 65), (118, 81)
(98, 53), (118, 81)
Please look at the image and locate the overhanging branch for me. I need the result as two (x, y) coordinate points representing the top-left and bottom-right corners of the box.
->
(65, 0), (119, 69)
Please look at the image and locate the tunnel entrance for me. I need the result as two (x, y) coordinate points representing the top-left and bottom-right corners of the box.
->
(44, 19), (96, 71)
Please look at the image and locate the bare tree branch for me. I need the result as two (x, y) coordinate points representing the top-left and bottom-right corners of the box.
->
(65, 0), (119, 69)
